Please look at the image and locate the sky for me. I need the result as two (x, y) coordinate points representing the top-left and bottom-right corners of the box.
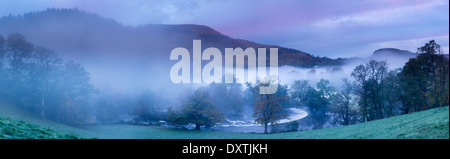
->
(0, 0), (448, 58)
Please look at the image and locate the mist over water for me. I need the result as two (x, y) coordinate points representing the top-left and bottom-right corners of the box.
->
(1, 8), (435, 135)
(25, 34), (416, 133)
(76, 49), (413, 132)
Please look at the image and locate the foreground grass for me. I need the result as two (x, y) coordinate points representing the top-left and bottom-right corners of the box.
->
(0, 117), (85, 139)
(0, 100), (103, 138)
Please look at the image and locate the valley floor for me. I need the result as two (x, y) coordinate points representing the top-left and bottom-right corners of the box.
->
(1, 100), (448, 139)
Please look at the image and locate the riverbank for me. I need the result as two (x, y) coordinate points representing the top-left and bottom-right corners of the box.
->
(208, 108), (308, 133)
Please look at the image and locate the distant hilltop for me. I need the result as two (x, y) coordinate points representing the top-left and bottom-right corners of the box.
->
(372, 48), (416, 59)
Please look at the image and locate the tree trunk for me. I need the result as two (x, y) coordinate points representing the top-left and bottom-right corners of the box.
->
(440, 69), (446, 107)
(264, 123), (268, 134)
(363, 96), (368, 122)
(195, 124), (201, 130)
(40, 94), (46, 119)
(40, 108), (46, 119)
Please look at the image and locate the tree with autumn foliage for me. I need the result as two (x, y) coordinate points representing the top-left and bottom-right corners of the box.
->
(167, 88), (225, 130)
(291, 79), (335, 128)
(248, 77), (289, 134)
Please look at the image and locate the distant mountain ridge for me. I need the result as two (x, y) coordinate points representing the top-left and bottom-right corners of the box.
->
(0, 8), (343, 67)
(372, 48), (415, 57)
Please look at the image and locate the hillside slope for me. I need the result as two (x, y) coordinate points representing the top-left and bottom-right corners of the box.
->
(0, 100), (103, 138)
(278, 106), (448, 139)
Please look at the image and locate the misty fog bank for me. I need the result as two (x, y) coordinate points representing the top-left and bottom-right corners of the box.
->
(2, 9), (445, 134)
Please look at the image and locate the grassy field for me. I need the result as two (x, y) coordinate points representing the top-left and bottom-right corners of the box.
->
(1, 100), (448, 139)
(0, 100), (108, 138)
(0, 116), (85, 139)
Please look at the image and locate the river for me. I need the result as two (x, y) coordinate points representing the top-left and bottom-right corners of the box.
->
(208, 108), (308, 133)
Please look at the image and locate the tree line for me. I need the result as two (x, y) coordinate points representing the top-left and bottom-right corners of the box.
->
(0, 33), (94, 125)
